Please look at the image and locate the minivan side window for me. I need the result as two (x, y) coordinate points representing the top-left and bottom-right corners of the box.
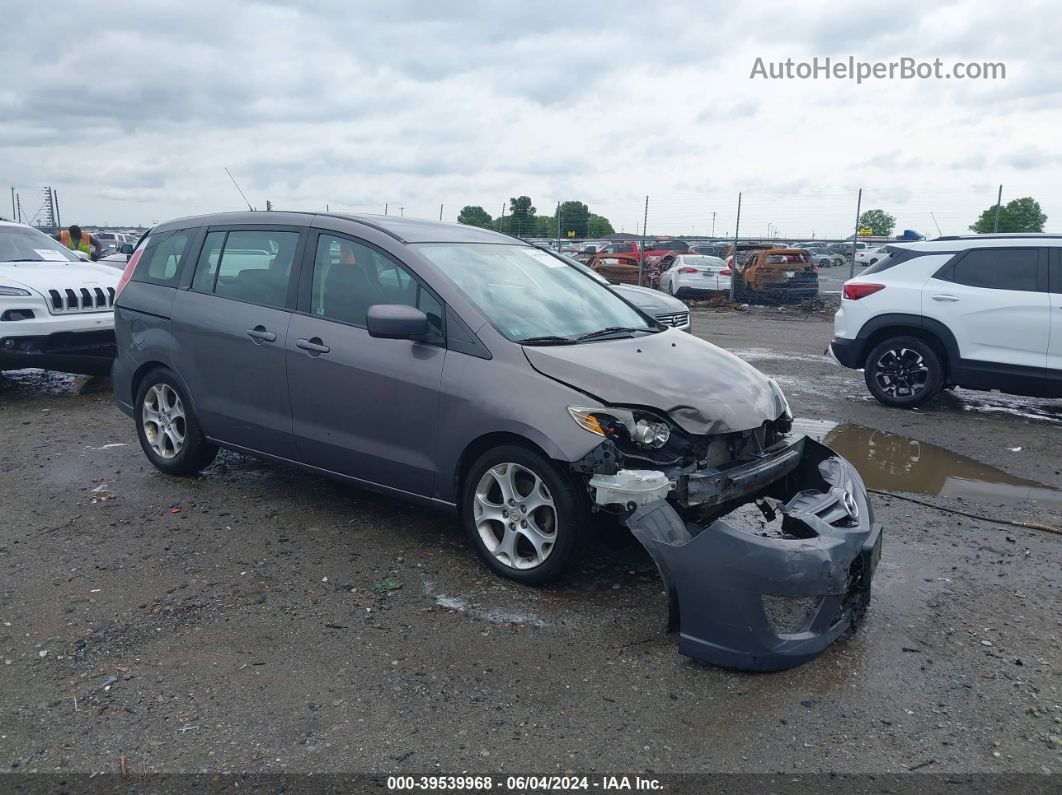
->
(133, 230), (193, 287)
(191, 229), (300, 308)
(946, 248), (1039, 292)
(191, 231), (226, 292)
(311, 234), (443, 338)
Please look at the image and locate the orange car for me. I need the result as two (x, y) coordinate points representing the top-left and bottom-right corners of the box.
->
(587, 252), (643, 285)
(733, 248), (819, 303)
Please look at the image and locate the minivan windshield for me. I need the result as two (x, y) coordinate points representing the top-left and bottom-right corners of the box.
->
(0, 225), (80, 263)
(415, 243), (655, 343)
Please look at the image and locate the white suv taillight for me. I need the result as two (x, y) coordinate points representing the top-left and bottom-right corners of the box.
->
(843, 282), (885, 300)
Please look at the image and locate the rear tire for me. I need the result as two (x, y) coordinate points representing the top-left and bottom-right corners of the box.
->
(863, 336), (943, 408)
(135, 368), (218, 475)
(461, 445), (588, 585)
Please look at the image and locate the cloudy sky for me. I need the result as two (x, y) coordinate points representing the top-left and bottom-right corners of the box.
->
(3, 0), (1061, 237)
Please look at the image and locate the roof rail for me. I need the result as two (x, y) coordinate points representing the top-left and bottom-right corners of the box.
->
(933, 233), (1062, 241)
(314, 212), (406, 242)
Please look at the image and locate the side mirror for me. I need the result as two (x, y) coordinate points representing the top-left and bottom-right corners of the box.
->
(366, 304), (429, 340)
(119, 243), (134, 255)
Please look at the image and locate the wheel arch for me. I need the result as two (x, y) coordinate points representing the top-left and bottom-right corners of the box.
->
(130, 361), (203, 420)
(857, 313), (959, 379)
(453, 432), (558, 514)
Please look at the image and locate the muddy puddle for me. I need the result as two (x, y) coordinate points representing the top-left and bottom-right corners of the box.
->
(0, 369), (111, 397)
(793, 418), (1062, 506)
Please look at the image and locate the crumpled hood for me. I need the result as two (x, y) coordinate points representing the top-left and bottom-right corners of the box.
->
(522, 330), (785, 435)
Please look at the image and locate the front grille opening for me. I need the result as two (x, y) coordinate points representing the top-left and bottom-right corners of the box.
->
(762, 595), (823, 635)
(45, 286), (113, 313)
(714, 500), (819, 540)
(653, 311), (689, 327)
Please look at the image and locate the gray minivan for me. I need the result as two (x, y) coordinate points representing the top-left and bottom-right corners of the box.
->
(113, 212), (880, 670)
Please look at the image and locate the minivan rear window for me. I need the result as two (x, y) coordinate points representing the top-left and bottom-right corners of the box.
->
(133, 230), (193, 287)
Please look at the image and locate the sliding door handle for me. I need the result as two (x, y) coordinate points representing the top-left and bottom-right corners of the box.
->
(247, 326), (277, 343)
(296, 337), (330, 355)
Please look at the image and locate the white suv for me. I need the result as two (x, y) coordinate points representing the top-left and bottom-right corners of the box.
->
(832, 235), (1062, 407)
(0, 220), (120, 375)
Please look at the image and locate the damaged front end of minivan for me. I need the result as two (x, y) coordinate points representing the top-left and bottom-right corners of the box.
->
(568, 396), (882, 672)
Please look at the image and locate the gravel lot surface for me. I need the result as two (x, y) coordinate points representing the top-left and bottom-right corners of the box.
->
(1, 310), (1059, 776)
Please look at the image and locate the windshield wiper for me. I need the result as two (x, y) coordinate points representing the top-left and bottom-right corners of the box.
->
(516, 335), (578, 345)
(576, 326), (656, 341)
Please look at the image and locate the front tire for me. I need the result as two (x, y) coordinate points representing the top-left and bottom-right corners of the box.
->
(461, 445), (588, 584)
(135, 368), (218, 475)
(863, 336), (943, 408)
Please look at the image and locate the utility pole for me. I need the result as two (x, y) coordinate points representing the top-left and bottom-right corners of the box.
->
(555, 202), (561, 252)
(850, 188), (862, 280)
(711, 211), (716, 237)
(16, 193), (24, 223)
(9, 186), (14, 220)
(384, 203), (388, 215)
(265, 200), (273, 211)
(439, 203), (443, 221)
(399, 205), (405, 217)
(639, 195), (648, 286)
(992, 184), (1003, 233)
(53, 190), (61, 228)
(729, 193), (742, 301)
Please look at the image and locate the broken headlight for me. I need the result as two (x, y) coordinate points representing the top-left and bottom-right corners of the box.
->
(768, 378), (793, 434)
(632, 419), (670, 448)
(568, 406), (671, 449)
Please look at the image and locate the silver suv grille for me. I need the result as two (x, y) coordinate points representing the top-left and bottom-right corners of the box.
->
(47, 287), (115, 314)
(654, 311), (689, 327)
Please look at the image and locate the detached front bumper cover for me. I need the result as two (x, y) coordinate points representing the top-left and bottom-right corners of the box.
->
(626, 438), (882, 672)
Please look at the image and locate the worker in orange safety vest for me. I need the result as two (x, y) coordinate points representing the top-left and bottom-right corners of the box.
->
(55, 225), (102, 261)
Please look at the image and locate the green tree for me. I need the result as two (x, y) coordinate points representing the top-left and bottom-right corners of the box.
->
(969, 196), (1046, 233)
(557, 200), (590, 238)
(858, 209), (895, 237)
(456, 205), (494, 229)
(588, 213), (614, 237)
(535, 215), (555, 237)
(505, 196), (537, 237)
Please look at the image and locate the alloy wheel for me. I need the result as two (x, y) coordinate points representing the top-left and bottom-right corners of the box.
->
(142, 383), (186, 459)
(474, 463), (557, 570)
(873, 347), (930, 399)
